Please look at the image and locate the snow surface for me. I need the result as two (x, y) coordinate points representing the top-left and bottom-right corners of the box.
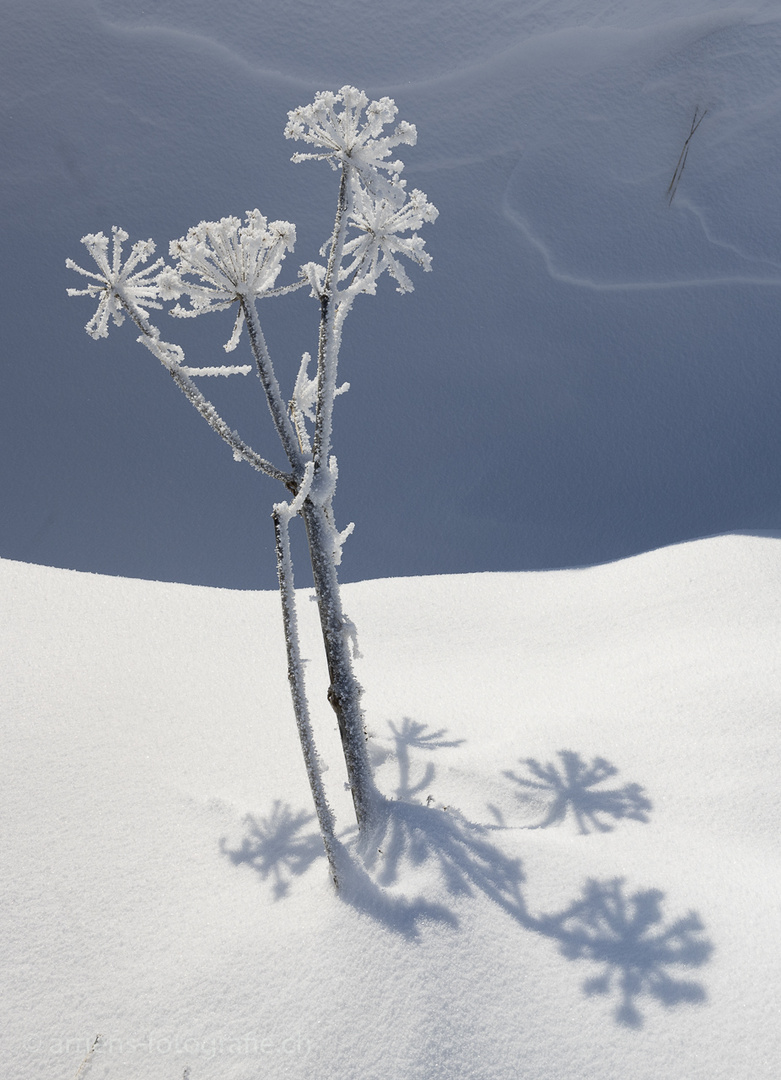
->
(3, 534), (780, 1079)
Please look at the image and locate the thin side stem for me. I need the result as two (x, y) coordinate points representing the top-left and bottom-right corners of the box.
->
(242, 298), (306, 476)
(313, 166), (352, 472)
(118, 290), (296, 489)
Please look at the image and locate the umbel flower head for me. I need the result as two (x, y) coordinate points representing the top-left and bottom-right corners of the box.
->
(66, 227), (164, 339)
(161, 210), (296, 350)
(341, 185), (439, 294)
(285, 86), (416, 194)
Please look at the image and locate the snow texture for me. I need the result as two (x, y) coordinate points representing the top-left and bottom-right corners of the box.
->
(2, 533), (780, 1079)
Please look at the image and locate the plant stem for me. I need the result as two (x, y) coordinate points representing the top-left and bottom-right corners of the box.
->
(301, 498), (377, 829)
(313, 166), (351, 472)
(242, 298), (306, 475)
(273, 507), (340, 885)
(118, 291), (295, 489)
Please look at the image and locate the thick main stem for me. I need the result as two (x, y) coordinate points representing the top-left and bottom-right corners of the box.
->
(301, 499), (377, 829)
(300, 161), (380, 832)
(272, 508), (340, 885)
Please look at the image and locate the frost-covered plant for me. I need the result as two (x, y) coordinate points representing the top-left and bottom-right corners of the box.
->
(67, 87), (437, 887)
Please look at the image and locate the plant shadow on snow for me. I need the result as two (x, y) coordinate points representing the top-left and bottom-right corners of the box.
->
(538, 878), (713, 1028)
(503, 750), (653, 834)
(344, 798), (526, 937)
(221, 722), (711, 1027)
(219, 800), (324, 900)
(384, 716), (466, 799)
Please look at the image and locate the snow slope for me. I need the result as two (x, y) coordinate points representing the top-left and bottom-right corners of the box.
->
(2, 534), (780, 1079)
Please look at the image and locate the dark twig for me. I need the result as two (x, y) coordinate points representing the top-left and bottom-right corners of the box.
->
(667, 106), (707, 205)
(71, 1035), (102, 1080)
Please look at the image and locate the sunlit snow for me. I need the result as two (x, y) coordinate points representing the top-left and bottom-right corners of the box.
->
(2, 535), (780, 1078)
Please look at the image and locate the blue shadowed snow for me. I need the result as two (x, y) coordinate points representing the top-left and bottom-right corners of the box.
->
(2, 0), (781, 588)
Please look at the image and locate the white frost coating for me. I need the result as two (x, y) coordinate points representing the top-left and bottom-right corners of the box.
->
(300, 260), (326, 297)
(179, 365), (252, 377)
(342, 185), (438, 294)
(311, 453), (339, 508)
(287, 85), (436, 475)
(330, 519), (355, 566)
(291, 351), (318, 456)
(309, 455), (355, 566)
(291, 353), (349, 457)
(274, 461), (315, 522)
(162, 211), (296, 351)
(66, 227), (164, 339)
(141, 336), (185, 370)
(285, 86), (416, 198)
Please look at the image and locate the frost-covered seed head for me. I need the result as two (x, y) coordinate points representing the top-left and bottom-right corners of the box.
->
(166, 211), (295, 306)
(66, 227), (164, 339)
(340, 186), (439, 294)
(164, 211), (296, 349)
(285, 86), (417, 193)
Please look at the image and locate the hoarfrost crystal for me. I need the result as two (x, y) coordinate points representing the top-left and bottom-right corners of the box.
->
(342, 186), (439, 294)
(285, 86), (416, 196)
(162, 211), (296, 350)
(66, 227), (164, 339)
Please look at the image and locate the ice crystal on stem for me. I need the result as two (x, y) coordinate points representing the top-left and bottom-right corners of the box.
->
(66, 227), (164, 339)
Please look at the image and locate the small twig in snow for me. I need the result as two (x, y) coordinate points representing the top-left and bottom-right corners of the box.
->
(71, 1035), (102, 1080)
(667, 106), (707, 205)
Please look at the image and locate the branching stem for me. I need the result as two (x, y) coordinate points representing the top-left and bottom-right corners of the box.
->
(117, 289), (296, 489)
(69, 88), (436, 854)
